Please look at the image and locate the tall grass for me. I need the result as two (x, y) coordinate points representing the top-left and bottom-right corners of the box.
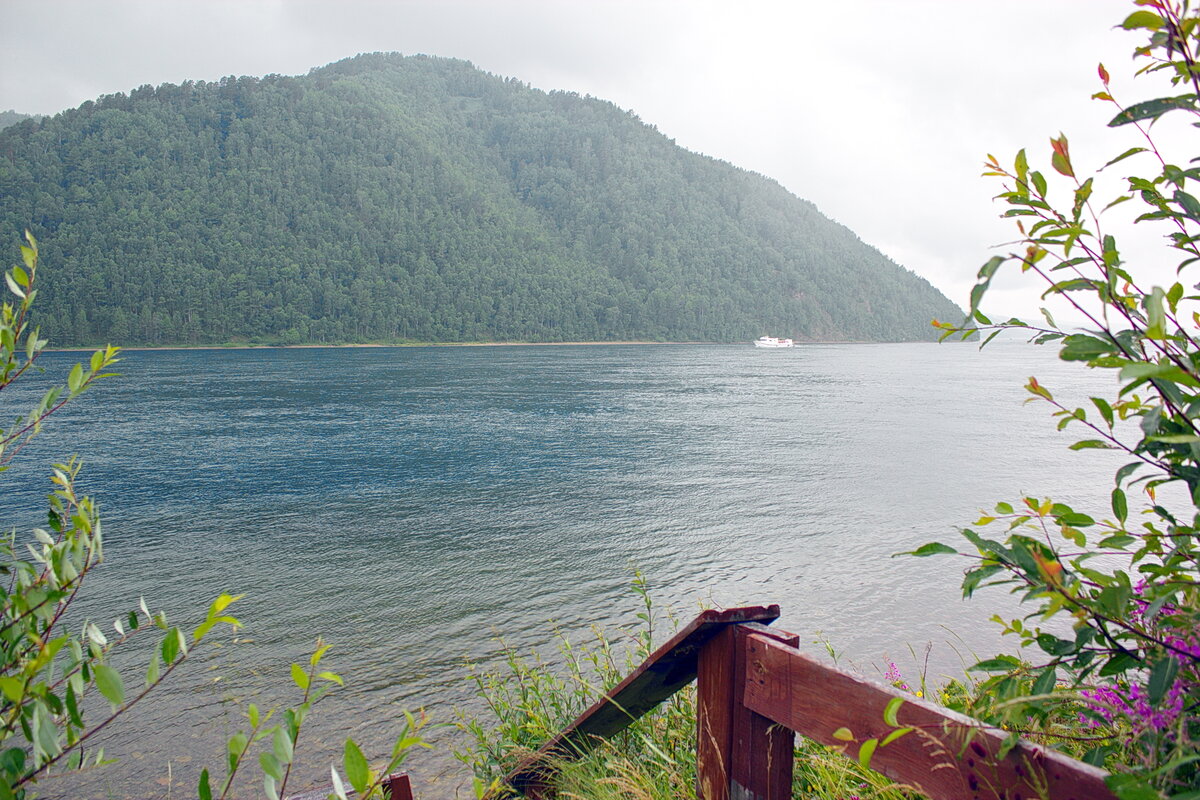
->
(455, 579), (927, 799)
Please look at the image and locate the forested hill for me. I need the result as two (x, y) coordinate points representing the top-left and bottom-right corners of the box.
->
(0, 54), (961, 346)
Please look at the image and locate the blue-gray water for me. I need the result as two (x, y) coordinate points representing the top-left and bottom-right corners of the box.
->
(1, 342), (1125, 798)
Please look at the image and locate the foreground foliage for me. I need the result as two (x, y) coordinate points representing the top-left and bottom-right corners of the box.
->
(919, 2), (1200, 797)
(0, 234), (429, 799)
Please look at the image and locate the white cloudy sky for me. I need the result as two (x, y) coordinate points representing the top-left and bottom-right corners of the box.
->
(0, 0), (1176, 321)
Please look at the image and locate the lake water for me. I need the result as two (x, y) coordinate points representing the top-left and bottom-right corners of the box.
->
(1, 342), (1127, 798)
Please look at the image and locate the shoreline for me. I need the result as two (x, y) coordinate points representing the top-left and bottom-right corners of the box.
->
(44, 338), (936, 353)
(48, 340), (707, 353)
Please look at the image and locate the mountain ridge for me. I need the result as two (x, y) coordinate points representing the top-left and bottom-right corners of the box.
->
(0, 53), (962, 346)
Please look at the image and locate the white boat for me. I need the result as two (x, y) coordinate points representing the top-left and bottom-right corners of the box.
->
(753, 336), (794, 348)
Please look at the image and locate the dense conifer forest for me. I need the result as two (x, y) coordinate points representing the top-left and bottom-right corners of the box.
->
(0, 54), (961, 345)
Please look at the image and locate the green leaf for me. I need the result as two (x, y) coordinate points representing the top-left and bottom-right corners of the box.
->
(900, 541), (957, 557)
(146, 652), (161, 686)
(227, 732), (248, 772)
(1167, 281), (1184, 312)
(1122, 10), (1163, 29)
(1147, 657), (1180, 705)
(317, 670), (344, 686)
(857, 737), (878, 769)
(94, 664), (125, 707)
(290, 663), (310, 690)
(161, 627), (181, 664)
(0, 677), (23, 704)
(208, 593), (243, 617)
(1100, 652), (1140, 677)
(881, 727), (912, 747)
(1069, 440), (1115, 450)
(1144, 286), (1167, 340)
(4, 272), (24, 299)
(273, 727), (294, 765)
(344, 738), (370, 794)
(67, 362), (83, 394)
(970, 656), (1021, 673)
(1175, 190), (1200, 223)
(1032, 170), (1048, 197)
(65, 685), (83, 727)
(1106, 772), (1164, 800)
(968, 256), (1006, 319)
(1060, 334), (1115, 361)
(1111, 489), (1128, 524)
(198, 768), (213, 800)
(832, 727), (854, 741)
(1057, 512), (1095, 527)
(1103, 147), (1147, 169)
(1015, 148), (1029, 192)
(1051, 150), (1074, 178)
(310, 642), (333, 666)
(1110, 95), (1198, 126)
(1032, 665), (1058, 694)
(883, 696), (904, 726)
(1115, 462), (1142, 486)
(259, 751), (283, 781)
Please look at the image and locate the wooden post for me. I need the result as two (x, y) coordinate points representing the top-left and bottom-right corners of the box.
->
(504, 606), (781, 798)
(697, 626), (736, 800)
(697, 622), (797, 800)
(385, 772), (414, 800)
(730, 623), (797, 800)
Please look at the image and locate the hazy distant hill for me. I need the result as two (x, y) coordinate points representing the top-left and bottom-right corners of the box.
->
(0, 110), (38, 130)
(0, 54), (961, 345)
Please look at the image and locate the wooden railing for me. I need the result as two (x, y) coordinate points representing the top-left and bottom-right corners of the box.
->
(497, 605), (1119, 800)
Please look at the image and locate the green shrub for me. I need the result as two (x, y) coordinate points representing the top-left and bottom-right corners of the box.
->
(0, 233), (429, 799)
(914, 2), (1200, 795)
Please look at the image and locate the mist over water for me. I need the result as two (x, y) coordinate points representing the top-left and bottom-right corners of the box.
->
(1, 342), (1124, 797)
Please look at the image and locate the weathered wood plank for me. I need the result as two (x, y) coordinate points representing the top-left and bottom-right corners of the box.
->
(698, 623), (799, 800)
(729, 623), (796, 800)
(742, 633), (1117, 800)
(697, 625), (736, 800)
(503, 605), (781, 796)
(385, 772), (415, 800)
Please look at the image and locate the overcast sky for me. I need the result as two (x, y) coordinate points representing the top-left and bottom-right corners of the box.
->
(0, 0), (1172, 321)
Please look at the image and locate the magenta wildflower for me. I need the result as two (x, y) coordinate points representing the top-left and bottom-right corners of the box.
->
(1080, 681), (1185, 735)
(884, 660), (910, 692)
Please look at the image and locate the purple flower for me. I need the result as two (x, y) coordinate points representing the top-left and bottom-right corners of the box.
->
(884, 660), (910, 692)
(1080, 681), (1185, 735)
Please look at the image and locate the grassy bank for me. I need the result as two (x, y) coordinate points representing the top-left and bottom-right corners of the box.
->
(454, 583), (930, 799)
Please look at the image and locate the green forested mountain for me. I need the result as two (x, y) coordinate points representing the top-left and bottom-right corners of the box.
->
(0, 54), (960, 345)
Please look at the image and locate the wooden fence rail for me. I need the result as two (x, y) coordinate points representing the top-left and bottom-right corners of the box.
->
(498, 605), (1119, 800)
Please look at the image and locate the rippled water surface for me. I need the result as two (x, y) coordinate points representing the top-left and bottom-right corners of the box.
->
(2, 343), (1123, 798)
